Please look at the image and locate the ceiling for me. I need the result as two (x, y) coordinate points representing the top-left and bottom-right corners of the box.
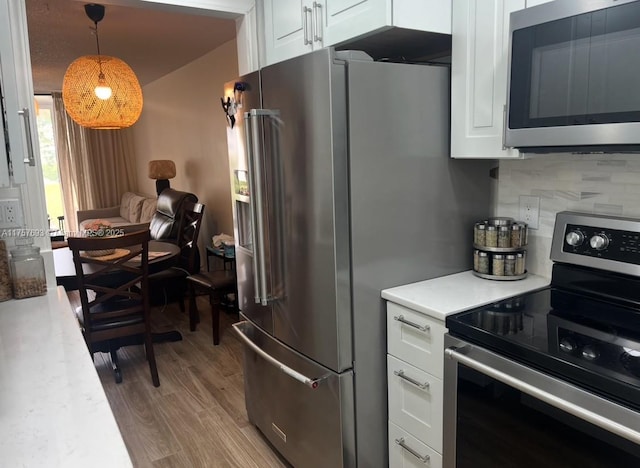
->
(26, 0), (237, 94)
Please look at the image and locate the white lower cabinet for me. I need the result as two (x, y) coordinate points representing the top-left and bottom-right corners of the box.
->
(387, 301), (446, 467)
(387, 355), (443, 451)
(389, 421), (443, 468)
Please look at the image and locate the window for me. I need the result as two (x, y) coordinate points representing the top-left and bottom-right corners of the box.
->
(34, 95), (64, 233)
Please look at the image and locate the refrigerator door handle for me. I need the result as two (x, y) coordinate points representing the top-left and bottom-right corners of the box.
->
(245, 109), (280, 306)
(244, 111), (262, 304)
(233, 321), (325, 389)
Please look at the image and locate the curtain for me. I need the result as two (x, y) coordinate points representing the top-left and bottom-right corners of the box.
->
(51, 92), (138, 233)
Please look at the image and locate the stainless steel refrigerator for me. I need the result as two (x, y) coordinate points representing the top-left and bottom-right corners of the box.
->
(224, 48), (493, 468)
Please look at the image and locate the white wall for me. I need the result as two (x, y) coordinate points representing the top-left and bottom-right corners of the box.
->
(131, 39), (238, 261)
(496, 153), (640, 278)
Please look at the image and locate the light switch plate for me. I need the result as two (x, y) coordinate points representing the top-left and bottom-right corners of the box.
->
(519, 195), (540, 230)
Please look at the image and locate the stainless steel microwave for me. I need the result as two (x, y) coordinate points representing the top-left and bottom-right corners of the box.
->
(505, 0), (640, 153)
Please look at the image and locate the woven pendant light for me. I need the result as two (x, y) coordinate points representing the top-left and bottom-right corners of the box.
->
(62, 4), (143, 129)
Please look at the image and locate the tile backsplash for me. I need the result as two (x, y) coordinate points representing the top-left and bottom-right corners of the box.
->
(496, 153), (640, 278)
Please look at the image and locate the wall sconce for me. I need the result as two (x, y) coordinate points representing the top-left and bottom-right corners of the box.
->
(148, 160), (176, 195)
(62, 3), (143, 129)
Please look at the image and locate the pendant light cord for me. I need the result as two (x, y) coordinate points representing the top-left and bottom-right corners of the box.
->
(93, 21), (105, 77)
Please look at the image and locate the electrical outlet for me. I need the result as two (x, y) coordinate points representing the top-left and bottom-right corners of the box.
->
(0, 199), (23, 229)
(519, 195), (540, 230)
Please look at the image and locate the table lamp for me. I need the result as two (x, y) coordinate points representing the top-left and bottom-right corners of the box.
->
(148, 160), (176, 195)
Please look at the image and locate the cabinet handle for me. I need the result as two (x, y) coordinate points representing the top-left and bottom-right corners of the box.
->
(393, 369), (430, 391)
(17, 108), (36, 166)
(313, 2), (322, 42)
(393, 314), (430, 332)
(395, 438), (430, 464)
(303, 6), (312, 45)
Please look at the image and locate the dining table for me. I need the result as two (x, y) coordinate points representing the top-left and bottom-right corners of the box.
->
(54, 239), (183, 343)
(54, 240), (180, 291)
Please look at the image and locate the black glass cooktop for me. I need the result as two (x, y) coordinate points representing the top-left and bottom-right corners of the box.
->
(446, 286), (640, 411)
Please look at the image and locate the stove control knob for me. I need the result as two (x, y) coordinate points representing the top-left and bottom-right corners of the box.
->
(582, 345), (599, 361)
(589, 234), (609, 251)
(559, 337), (577, 354)
(565, 231), (584, 247)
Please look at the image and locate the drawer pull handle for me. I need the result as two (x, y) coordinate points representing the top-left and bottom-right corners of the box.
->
(393, 369), (430, 390)
(395, 437), (430, 464)
(394, 315), (430, 332)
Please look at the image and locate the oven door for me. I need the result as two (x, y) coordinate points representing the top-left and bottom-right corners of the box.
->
(443, 334), (640, 468)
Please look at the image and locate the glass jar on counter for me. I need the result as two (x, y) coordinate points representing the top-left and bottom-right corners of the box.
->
(0, 240), (11, 301)
(498, 225), (511, 248)
(505, 254), (517, 276)
(474, 222), (486, 246)
(492, 254), (505, 276)
(516, 251), (526, 275)
(485, 225), (498, 247)
(10, 244), (47, 299)
(477, 251), (490, 274)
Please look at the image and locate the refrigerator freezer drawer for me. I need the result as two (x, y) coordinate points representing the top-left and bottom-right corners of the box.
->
(234, 319), (355, 468)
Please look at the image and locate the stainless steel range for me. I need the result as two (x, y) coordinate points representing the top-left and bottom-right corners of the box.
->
(444, 211), (640, 467)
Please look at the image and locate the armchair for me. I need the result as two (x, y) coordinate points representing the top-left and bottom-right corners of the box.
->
(149, 188), (198, 242)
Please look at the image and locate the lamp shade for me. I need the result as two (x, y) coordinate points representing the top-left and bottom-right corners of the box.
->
(62, 55), (143, 129)
(148, 160), (176, 180)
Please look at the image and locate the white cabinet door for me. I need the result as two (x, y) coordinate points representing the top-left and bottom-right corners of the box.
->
(525, 0), (553, 6)
(450, 0), (524, 159)
(387, 354), (443, 452)
(392, 0), (451, 34)
(323, 0), (451, 46)
(263, 0), (315, 65)
(322, 0), (387, 45)
(0, 0), (30, 185)
(387, 302), (446, 379)
(389, 421), (443, 468)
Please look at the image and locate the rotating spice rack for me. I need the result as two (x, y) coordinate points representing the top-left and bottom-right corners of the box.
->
(473, 217), (528, 281)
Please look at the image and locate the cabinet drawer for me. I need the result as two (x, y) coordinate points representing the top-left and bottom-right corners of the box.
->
(387, 354), (443, 451)
(389, 420), (442, 468)
(387, 302), (446, 378)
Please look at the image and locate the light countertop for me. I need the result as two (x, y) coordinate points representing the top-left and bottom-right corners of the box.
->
(381, 271), (550, 321)
(0, 287), (132, 468)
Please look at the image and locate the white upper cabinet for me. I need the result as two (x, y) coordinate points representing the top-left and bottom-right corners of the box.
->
(263, 0), (318, 65)
(324, 0), (451, 45)
(525, 0), (553, 6)
(262, 0), (452, 66)
(0, 0), (32, 185)
(450, 0), (524, 159)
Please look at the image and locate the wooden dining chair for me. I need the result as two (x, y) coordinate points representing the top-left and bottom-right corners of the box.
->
(67, 230), (160, 387)
(186, 264), (237, 345)
(148, 201), (204, 311)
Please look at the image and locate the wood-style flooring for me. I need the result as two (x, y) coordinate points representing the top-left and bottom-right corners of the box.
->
(68, 291), (289, 468)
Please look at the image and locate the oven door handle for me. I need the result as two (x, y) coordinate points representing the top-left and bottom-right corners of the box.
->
(446, 346), (640, 446)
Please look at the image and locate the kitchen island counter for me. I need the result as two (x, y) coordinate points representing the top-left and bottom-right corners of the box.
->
(382, 270), (550, 321)
(0, 287), (132, 467)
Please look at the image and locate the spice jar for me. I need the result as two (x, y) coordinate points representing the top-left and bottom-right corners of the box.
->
(498, 225), (511, 248)
(477, 251), (490, 274)
(492, 254), (505, 276)
(511, 223), (522, 248)
(10, 245), (47, 299)
(485, 225), (498, 247)
(474, 222), (486, 246)
(519, 223), (528, 246)
(516, 252), (526, 275)
(505, 254), (516, 276)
